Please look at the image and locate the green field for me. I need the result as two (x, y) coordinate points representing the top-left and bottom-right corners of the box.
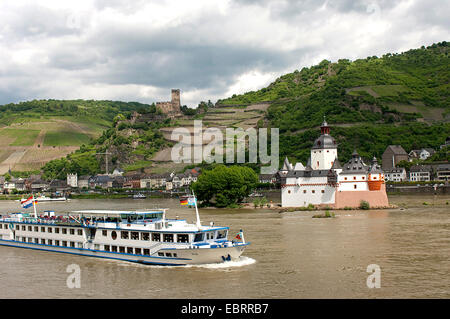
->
(43, 131), (91, 146)
(2, 128), (40, 146)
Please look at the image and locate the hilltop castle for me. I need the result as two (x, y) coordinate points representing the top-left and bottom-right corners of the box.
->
(280, 120), (389, 209)
(156, 89), (182, 116)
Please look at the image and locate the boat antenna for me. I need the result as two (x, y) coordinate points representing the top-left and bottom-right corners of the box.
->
(192, 190), (201, 229)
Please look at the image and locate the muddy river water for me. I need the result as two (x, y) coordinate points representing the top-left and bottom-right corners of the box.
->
(0, 194), (449, 298)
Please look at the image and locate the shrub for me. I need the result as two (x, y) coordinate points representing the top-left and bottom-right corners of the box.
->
(359, 200), (370, 210)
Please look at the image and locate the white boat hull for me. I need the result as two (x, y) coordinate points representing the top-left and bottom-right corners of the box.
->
(0, 239), (248, 266)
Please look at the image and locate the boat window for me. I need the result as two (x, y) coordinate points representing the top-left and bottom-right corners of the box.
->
(48, 227), (52, 233)
(62, 228), (67, 234)
(158, 252), (164, 257)
(77, 229), (82, 236)
(131, 232), (139, 240)
(177, 234), (189, 243)
(104, 245), (110, 252)
(206, 232), (214, 240)
(143, 249), (150, 256)
(152, 233), (161, 242)
(28, 226), (32, 231)
(111, 246), (117, 252)
(135, 248), (141, 255)
(70, 229), (75, 235)
(119, 246), (125, 253)
(163, 234), (174, 242)
(94, 244), (100, 250)
(62, 241), (67, 247)
(55, 228), (59, 234)
(77, 243), (83, 248)
(102, 230), (107, 236)
(127, 247), (133, 254)
(141, 232), (150, 241)
(194, 233), (204, 242)
(41, 239), (45, 244)
(165, 253), (172, 257)
(121, 231), (129, 239)
(34, 226), (38, 232)
(217, 230), (227, 239)
(111, 231), (117, 240)
(55, 240), (60, 246)
(70, 242), (75, 248)
(22, 226), (26, 231)
(173, 253), (177, 258)
(48, 239), (53, 245)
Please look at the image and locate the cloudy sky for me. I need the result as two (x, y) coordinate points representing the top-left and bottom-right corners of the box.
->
(0, 0), (448, 107)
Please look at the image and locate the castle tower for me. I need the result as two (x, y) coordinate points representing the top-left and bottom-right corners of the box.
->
(310, 119), (338, 170)
(171, 89), (181, 109)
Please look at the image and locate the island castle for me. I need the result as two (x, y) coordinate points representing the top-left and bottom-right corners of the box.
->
(280, 120), (389, 209)
(156, 89), (182, 116)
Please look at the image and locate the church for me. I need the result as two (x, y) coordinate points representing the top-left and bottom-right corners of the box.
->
(280, 120), (389, 209)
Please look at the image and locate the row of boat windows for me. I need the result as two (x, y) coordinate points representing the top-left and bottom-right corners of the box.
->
(102, 230), (227, 243)
(104, 230), (190, 243)
(1, 223), (228, 243)
(12, 236), (177, 258)
(0, 223), (83, 236)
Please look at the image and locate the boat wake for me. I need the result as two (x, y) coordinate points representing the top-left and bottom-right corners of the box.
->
(114, 256), (256, 269)
(185, 256), (256, 269)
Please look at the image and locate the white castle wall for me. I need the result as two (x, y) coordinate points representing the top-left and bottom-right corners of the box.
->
(282, 176), (336, 207)
(310, 148), (337, 170)
(337, 173), (369, 191)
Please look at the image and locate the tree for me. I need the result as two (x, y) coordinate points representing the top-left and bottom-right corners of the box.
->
(191, 165), (258, 207)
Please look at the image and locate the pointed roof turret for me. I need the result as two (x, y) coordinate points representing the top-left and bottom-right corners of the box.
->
(282, 156), (293, 171)
(331, 157), (342, 169)
(312, 116), (336, 150)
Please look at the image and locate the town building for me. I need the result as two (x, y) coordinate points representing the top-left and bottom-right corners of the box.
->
(67, 173), (78, 188)
(408, 148), (435, 161)
(436, 164), (450, 181)
(409, 165), (433, 181)
(384, 167), (407, 182)
(382, 145), (408, 169)
(280, 120), (389, 208)
(77, 176), (91, 189)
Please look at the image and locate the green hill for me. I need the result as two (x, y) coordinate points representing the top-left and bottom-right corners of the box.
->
(218, 41), (450, 164)
(0, 99), (158, 174)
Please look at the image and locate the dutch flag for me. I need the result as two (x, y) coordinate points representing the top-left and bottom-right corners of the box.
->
(21, 196), (35, 209)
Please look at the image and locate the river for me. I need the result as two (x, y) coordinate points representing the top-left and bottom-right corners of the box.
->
(0, 194), (449, 298)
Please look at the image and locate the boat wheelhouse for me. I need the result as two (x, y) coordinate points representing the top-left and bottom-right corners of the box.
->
(0, 208), (249, 266)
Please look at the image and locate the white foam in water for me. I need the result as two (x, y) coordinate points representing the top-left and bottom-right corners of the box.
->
(185, 256), (256, 269)
(113, 256), (256, 269)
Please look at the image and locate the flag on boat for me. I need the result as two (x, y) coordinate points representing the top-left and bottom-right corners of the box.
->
(187, 196), (196, 206)
(21, 196), (35, 209)
(180, 195), (196, 206)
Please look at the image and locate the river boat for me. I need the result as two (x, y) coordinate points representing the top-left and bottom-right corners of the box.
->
(0, 196), (249, 265)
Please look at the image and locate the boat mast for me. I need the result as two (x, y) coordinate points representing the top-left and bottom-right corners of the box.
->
(192, 190), (201, 229)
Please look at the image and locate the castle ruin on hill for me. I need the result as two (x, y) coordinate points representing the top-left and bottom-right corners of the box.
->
(156, 89), (182, 116)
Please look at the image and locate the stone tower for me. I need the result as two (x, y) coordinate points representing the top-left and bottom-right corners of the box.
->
(171, 89), (181, 109)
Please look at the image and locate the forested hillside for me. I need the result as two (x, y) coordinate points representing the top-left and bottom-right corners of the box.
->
(219, 41), (450, 164)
